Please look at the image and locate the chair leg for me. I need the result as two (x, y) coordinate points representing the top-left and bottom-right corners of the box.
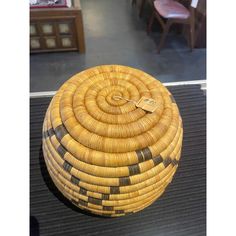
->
(157, 20), (172, 53)
(147, 11), (155, 34)
(189, 22), (195, 51)
(132, 0), (136, 6)
(139, 0), (146, 18)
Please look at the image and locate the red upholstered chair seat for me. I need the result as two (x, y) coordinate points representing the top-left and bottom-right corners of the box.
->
(154, 0), (190, 19)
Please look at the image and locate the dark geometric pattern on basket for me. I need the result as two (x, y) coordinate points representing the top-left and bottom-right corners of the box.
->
(43, 128), (179, 176)
(43, 135), (178, 216)
(43, 118), (180, 215)
(44, 129), (179, 185)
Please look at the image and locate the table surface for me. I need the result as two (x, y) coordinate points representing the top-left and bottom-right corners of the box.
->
(30, 84), (206, 236)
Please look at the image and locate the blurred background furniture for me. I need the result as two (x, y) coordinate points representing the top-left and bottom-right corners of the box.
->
(147, 0), (197, 53)
(30, 0), (85, 53)
(133, 0), (206, 49)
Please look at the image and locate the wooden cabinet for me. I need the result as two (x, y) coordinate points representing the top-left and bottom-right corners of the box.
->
(30, 0), (85, 53)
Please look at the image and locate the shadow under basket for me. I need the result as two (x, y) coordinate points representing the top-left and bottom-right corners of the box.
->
(42, 64), (183, 217)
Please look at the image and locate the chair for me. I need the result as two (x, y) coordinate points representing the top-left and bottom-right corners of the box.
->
(147, 0), (198, 53)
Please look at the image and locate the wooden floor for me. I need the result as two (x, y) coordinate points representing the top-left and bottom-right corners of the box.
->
(30, 85), (206, 236)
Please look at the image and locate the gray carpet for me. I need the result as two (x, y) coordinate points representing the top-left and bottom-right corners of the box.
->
(30, 0), (206, 92)
(30, 85), (206, 236)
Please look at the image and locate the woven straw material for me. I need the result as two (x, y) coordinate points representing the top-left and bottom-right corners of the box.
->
(42, 65), (183, 217)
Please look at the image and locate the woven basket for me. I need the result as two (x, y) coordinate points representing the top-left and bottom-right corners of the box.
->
(42, 65), (183, 217)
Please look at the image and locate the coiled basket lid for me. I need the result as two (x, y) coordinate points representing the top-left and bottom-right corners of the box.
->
(42, 65), (183, 217)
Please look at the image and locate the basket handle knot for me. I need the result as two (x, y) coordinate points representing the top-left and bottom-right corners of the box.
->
(112, 96), (137, 105)
(112, 96), (158, 113)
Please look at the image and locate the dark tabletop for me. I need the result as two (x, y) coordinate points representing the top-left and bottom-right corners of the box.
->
(30, 85), (206, 236)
